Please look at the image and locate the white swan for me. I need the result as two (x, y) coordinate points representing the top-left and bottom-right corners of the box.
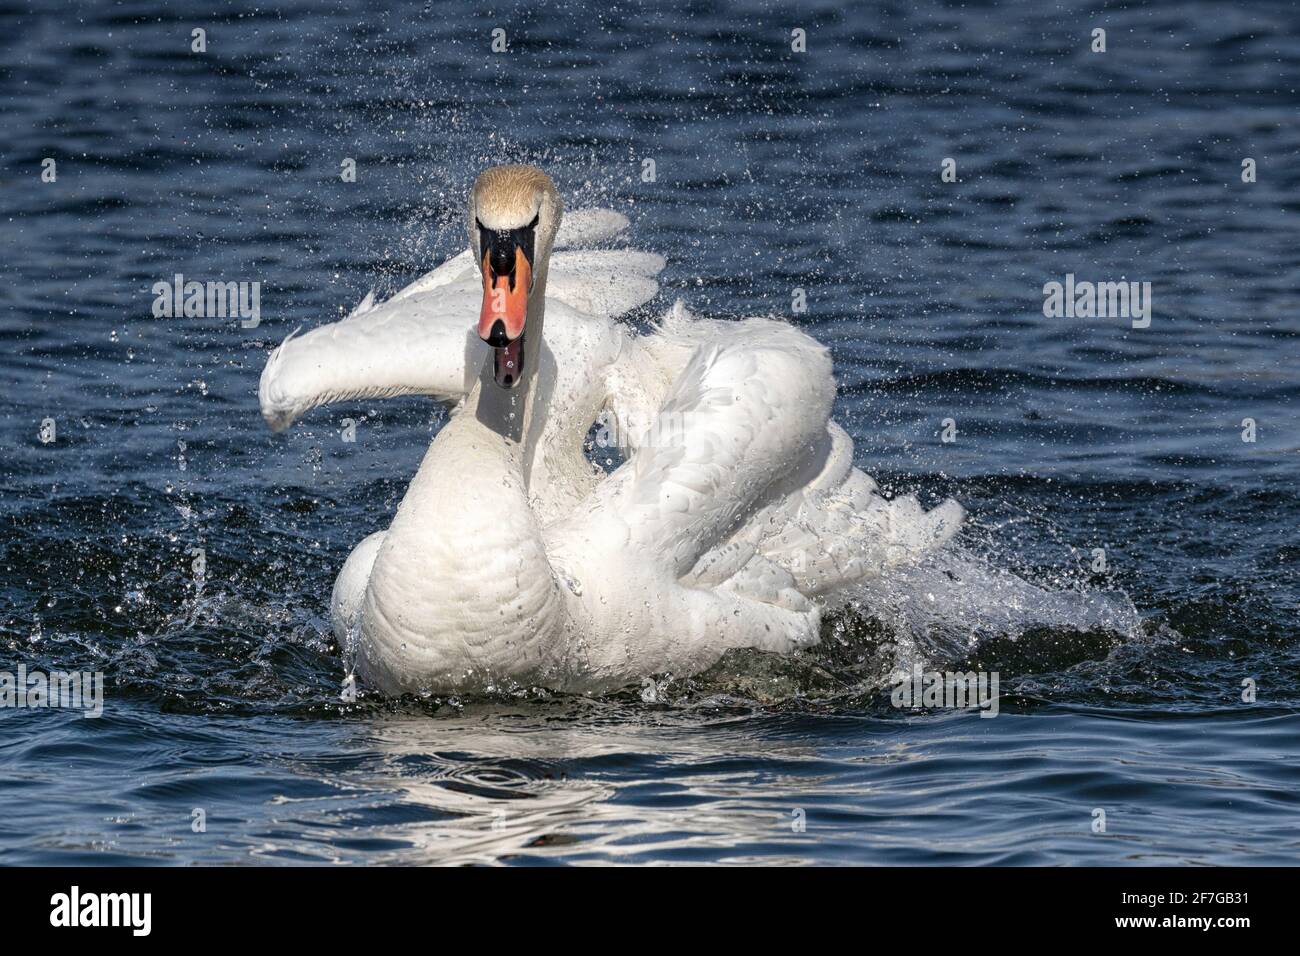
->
(259, 165), (963, 695)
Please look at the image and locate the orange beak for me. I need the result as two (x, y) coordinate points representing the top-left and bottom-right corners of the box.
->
(479, 246), (531, 345)
(479, 245), (531, 388)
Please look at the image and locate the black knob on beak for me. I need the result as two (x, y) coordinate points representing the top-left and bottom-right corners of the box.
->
(488, 235), (517, 285)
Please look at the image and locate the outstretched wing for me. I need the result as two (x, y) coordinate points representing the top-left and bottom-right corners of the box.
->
(258, 209), (664, 432)
(258, 279), (483, 433)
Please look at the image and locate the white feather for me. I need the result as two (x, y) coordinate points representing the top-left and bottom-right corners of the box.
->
(260, 205), (964, 694)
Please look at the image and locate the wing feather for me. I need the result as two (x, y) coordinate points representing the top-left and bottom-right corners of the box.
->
(573, 319), (835, 576)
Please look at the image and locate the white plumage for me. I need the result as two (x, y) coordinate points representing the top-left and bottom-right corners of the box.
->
(259, 170), (962, 695)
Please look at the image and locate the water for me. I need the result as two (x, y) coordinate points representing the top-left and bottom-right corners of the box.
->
(1, 0), (1297, 865)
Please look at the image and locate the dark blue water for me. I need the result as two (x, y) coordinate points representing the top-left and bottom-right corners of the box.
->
(1, 0), (1297, 864)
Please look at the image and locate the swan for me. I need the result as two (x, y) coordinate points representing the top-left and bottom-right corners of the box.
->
(259, 165), (963, 695)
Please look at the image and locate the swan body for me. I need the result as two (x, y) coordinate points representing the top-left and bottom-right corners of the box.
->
(260, 167), (963, 695)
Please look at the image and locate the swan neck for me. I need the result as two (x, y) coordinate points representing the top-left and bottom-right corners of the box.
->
(471, 260), (549, 456)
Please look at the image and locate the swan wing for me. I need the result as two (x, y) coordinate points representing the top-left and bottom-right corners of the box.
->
(571, 318), (836, 577)
(259, 279), (486, 432)
(737, 423), (965, 595)
(546, 250), (665, 319)
(593, 304), (966, 596)
(258, 210), (663, 432)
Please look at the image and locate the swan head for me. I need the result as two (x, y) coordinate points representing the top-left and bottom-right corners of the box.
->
(469, 165), (563, 388)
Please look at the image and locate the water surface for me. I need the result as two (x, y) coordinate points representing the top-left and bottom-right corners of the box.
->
(1, 0), (1297, 864)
